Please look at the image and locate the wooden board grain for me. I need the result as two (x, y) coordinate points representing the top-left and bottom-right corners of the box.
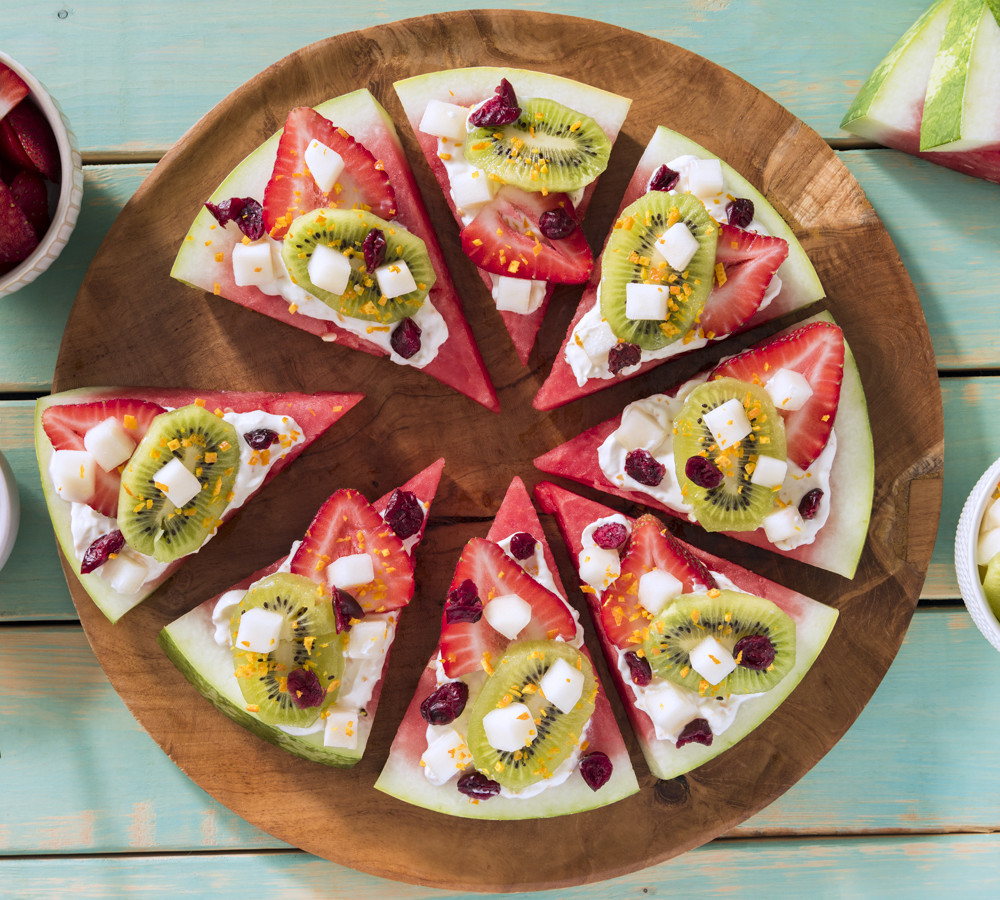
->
(51, 11), (941, 891)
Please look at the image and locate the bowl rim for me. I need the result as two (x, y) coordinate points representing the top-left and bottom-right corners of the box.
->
(955, 454), (1000, 651)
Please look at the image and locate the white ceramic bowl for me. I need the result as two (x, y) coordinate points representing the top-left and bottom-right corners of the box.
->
(0, 51), (83, 298)
(955, 455), (1000, 652)
(0, 449), (19, 571)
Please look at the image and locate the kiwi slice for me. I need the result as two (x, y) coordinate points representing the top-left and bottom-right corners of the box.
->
(230, 572), (346, 728)
(463, 97), (611, 193)
(281, 207), (435, 324)
(642, 589), (796, 694)
(466, 640), (596, 792)
(117, 405), (240, 563)
(983, 553), (1000, 620)
(673, 377), (786, 532)
(599, 192), (717, 351)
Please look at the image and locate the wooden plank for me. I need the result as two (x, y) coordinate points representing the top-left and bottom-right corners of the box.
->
(2, 833), (1000, 897)
(3, 609), (998, 858)
(3, 1), (931, 155)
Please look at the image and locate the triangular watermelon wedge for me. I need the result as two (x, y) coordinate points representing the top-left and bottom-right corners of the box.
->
(534, 312), (873, 579)
(170, 89), (499, 413)
(375, 476), (639, 819)
(35, 386), (363, 622)
(158, 458), (444, 767)
(394, 68), (631, 365)
(533, 125), (825, 412)
(533, 481), (839, 781)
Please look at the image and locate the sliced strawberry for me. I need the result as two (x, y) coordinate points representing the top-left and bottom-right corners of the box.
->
(698, 223), (788, 339)
(9, 169), (49, 236)
(289, 488), (414, 613)
(0, 64), (29, 121)
(439, 537), (578, 678)
(262, 106), (396, 239)
(460, 186), (593, 285)
(710, 320), (845, 470)
(0, 176), (37, 264)
(1, 99), (59, 182)
(600, 515), (716, 649)
(41, 399), (166, 518)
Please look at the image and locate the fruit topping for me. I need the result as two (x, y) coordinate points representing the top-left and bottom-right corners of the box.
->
(390, 317), (422, 359)
(579, 750), (613, 791)
(204, 196), (264, 240)
(80, 529), (126, 575)
(624, 448), (665, 487)
(538, 206), (579, 240)
(734, 633), (776, 671)
(798, 487), (824, 520)
(676, 718), (713, 748)
(9, 170), (49, 236)
(592, 521), (628, 550)
(508, 531), (537, 560)
(624, 649), (652, 686)
(456, 771), (501, 800)
(420, 680), (469, 725)
(287, 667), (325, 709)
(444, 578), (483, 624)
(383, 488), (424, 539)
(0, 176), (38, 266)
(242, 427), (278, 450)
(332, 587), (365, 633)
(607, 342), (641, 376)
(725, 197), (754, 228)
(0, 63), (29, 120)
(468, 78), (521, 127)
(1, 98), (59, 181)
(684, 455), (724, 489)
(649, 164), (680, 192)
(362, 227), (387, 272)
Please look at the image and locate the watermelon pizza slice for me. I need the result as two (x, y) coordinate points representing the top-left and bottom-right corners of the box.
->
(534, 312), (874, 579)
(533, 125), (826, 411)
(375, 476), (639, 818)
(394, 68), (631, 365)
(35, 386), (363, 622)
(170, 89), (498, 412)
(534, 481), (839, 781)
(159, 459), (444, 766)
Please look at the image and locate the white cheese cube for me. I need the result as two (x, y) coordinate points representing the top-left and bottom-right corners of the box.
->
(49, 449), (96, 503)
(655, 221), (699, 271)
(83, 417), (137, 472)
(154, 457), (202, 508)
(978, 526), (1000, 567)
(765, 367), (814, 412)
(640, 680), (701, 739)
(418, 99), (470, 140)
(624, 283), (669, 321)
(450, 168), (495, 210)
(685, 158), (724, 200)
(983, 497), (1000, 531)
(323, 708), (359, 750)
(750, 454), (788, 489)
(637, 569), (683, 616)
(763, 506), (805, 543)
(346, 617), (392, 660)
(375, 260), (418, 299)
(493, 275), (534, 314)
(703, 398), (752, 449)
(577, 546), (622, 592)
(307, 243), (352, 296)
(101, 551), (149, 595)
(420, 727), (473, 784)
(234, 606), (284, 654)
(482, 702), (537, 752)
(539, 656), (585, 714)
(328, 553), (375, 589)
(688, 635), (738, 684)
(483, 593), (533, 641)
(232, 240), (276, 287)
(614, 405), (665, 452)
(304, 139), (346, 194)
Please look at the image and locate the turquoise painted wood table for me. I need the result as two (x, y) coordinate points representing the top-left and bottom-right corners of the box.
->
(1, 1), (998, 895)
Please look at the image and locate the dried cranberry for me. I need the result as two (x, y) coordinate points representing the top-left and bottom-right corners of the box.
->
(734, 634), (776, 671)
(363, 227), (387, 273)
(579, 751), (613, 791)
(592, 521), (628, 550)
(649, 164), (680, 192)
(390, 317), (422, 359)
(608, 342), (641, 375)
(444, 578), (482, 624)
(624, 650), (652, 686)
(419, 680), (469, 725)
(726, 197), (755, 229)
(624, 448), (666, 487)
(685, 455), (723, 489)
(286, 668), (325, 709)
(467, 79), (521, 127)
(798, 488), (824, 520)
(243, 428), (279, 450)
(508, 532), (537, 560)
(80, 530), (126, 574)
(538, 206), (578, 239)
(676, 718), (714, 748)
(333, 588), (365, 633)
(384, 488), (424, 539)
(204, 196), (264, 241)
(457, 771), (501, 800)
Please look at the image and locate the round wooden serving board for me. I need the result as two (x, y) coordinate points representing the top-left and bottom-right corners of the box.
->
(55, 10), (943, 892)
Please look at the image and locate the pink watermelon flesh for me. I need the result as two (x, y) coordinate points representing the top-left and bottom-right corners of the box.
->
(171, 91), (498, 413)
(158, 459), (444, 767)
(533, 480), (839, 781)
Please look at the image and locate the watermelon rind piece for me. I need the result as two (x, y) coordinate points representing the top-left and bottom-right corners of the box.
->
(533, 482), (840, 782)
(35, 386), (362, 623)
